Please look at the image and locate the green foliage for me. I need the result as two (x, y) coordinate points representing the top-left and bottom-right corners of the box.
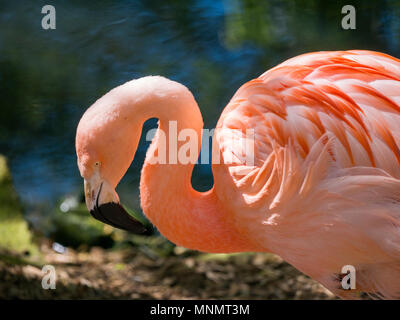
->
(0, 155), (38, 256)
(50, 203), (116, 249)
(49, 198), (158, 249)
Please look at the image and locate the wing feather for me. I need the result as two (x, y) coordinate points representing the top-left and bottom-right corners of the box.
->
(214, 51), (400, 298)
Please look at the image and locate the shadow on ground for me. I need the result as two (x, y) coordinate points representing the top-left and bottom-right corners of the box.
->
(0, 239), (336, 300)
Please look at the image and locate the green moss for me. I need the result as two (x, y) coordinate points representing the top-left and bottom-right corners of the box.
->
(51, 203), (116, 248)
(0, 155), (38, 256)
(50, 199), (153, 249)
(197, 252), (246, 261)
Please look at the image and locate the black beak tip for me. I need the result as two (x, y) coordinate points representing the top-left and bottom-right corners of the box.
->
(90, 202), (147, 234)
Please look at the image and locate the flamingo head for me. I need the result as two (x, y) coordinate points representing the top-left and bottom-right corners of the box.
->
(75, 86), (147, 234)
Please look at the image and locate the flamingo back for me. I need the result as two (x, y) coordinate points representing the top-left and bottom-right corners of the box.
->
(212, 50), (400, 298)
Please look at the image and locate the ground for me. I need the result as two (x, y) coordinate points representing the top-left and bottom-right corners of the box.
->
(0, 238), (336, 300)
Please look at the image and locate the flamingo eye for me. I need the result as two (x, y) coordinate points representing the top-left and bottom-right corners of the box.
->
(94, 161), (100, 167)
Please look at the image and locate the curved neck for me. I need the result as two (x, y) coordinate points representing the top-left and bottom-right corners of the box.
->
(120, 77), (255, 253)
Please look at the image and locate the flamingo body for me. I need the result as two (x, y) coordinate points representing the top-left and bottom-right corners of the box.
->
(76, 50), (400, 299)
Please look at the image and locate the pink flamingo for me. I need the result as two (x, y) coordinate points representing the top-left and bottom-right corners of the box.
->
(76, 50), (400, 299)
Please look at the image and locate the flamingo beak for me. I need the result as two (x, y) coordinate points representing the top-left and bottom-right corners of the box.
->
(84, 179), (146, 234)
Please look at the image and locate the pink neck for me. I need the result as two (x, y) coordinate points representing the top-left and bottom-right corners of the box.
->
(134, 85), (256, 253)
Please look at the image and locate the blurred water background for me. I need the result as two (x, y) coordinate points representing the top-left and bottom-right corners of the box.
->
(0, 0), (399, 234)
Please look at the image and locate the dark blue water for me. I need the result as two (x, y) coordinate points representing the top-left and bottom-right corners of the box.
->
(0, 0), (399, 226)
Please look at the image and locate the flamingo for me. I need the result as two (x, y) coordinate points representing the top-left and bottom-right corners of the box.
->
(76, 50), (400, 299)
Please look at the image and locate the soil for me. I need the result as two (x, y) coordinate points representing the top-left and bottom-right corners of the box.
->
(0, 239), (337, 300)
